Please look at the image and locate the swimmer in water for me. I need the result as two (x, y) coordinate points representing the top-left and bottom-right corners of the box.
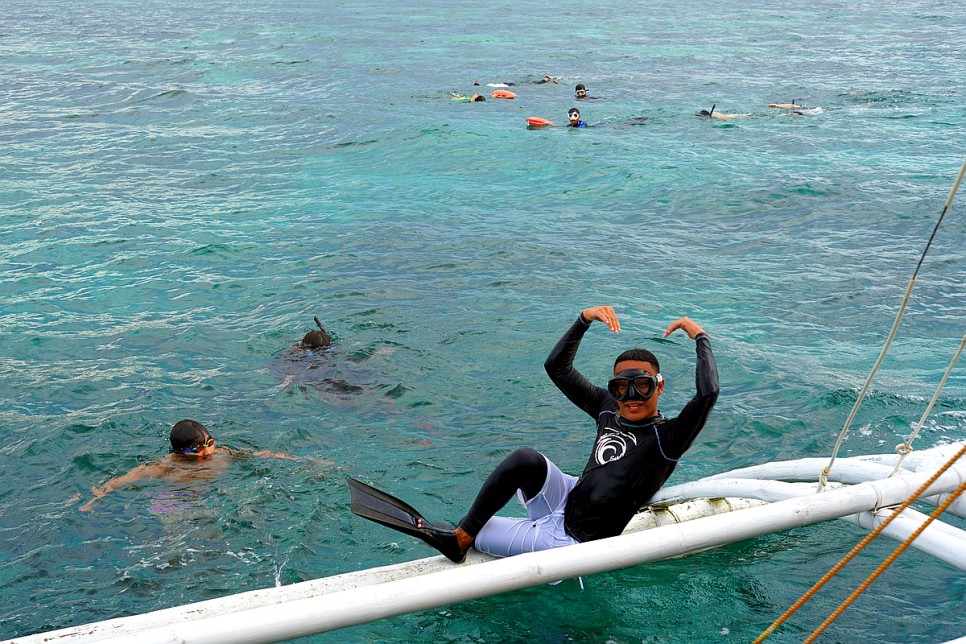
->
(768, 100), (820, 117)
(79, 420), (328, 511)
(767, 100), (803, 109)
(297, 317), (332, 355)
(480, 75), (555, 87)
(275, 317), (395, 398)
(567, 107), (588, 127)
(451, 92), (487, 102)
(696, 104), (755, 120)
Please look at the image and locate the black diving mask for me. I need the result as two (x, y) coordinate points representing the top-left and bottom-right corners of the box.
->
(607, 369), (663, 402)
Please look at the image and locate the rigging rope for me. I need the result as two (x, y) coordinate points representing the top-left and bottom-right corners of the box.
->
(819, 157), (966, 490)
(890, 335), (966, 476)
(753, 441), (966, 643)
(804, 475), (966, 643)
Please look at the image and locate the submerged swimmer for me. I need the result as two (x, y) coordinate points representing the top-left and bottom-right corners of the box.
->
(276, 317), (352, 391)
(348, 307), (718, 563)
(273, 317), (402, 399)
(80, 420), (327, 511)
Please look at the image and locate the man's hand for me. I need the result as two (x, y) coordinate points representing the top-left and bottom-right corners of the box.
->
(581, 306), (620, 333)
(664, 317), (706, 339)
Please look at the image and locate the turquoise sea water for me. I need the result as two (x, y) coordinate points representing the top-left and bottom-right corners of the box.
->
(2, 0), (964, 641)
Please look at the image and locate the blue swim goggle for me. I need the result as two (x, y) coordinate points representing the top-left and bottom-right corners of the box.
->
(607, 369), (663, 402)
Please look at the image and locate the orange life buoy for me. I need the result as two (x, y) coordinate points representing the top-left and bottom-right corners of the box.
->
(526, 117), (555, 127)
(491, 90), (516, 99)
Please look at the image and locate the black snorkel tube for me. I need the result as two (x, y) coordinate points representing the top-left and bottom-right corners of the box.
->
(314, 316), (326, 333)
(697, 103), (716, 120)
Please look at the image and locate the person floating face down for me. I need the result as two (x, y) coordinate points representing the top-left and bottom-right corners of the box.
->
(79, 420), (328, 511)
(696, 103), (754, 120)
(567, 107), (588, 127)
(347, 307), (719, 564)
(452, 92), (487, 102)
(300, 317), (332, 355)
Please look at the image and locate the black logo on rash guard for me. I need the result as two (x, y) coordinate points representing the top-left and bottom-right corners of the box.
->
(594, 428), (638, 464)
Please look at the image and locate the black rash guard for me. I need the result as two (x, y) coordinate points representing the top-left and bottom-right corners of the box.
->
(544, 315), (719, 543)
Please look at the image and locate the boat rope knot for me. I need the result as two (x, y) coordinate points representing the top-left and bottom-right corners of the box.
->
(816, 467), (831, 492)
(895, 443), (912, 456)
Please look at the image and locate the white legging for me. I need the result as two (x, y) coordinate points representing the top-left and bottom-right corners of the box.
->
(473, 454), (580, 557)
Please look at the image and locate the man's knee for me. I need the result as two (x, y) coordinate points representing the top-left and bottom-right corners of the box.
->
(504, 447), (544, 471)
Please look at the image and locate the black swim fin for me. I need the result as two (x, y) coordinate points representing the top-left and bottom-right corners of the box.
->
(347, 477), (466, 563)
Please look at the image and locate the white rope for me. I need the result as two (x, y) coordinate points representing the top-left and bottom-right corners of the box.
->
(890, 335), (966, 476)
(818, 157), (966, 490)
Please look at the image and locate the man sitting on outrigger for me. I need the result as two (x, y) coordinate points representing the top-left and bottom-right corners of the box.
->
(349, 306), (719, 562)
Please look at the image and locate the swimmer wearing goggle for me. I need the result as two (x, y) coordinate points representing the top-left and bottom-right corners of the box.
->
(567, 108), (588, 128)
(176, 435), (216, 461)
(607, 369), (664, 402)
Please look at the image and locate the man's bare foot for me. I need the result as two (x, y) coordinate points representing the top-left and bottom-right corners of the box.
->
(455, 526), (474, 552)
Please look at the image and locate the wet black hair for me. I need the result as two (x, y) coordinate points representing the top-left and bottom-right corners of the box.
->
(170, 419), (209, 452)
(472, 94), (486, 102)
(302, 329), (331, 349)
(614, 349), (660, 374)
(575, 83), (586, 91)
(568, 107), (581, 117)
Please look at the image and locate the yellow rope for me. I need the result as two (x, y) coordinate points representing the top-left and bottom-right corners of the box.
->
(752, 441), (966, 643)
(804, 475), (966, 643)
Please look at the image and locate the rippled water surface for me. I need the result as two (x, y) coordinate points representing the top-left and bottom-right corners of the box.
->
(2, 0), (964, 641)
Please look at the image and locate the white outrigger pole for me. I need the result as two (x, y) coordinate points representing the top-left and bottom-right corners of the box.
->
(10, 442), (965, 644)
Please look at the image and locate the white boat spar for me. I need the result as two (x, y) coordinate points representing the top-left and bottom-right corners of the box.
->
(9, 441), (965, 644)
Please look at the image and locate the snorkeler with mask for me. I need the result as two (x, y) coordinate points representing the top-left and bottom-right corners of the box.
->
(697, 103), (755, 120)
(348, 307), (718, 563)
(567, 107), (588, 127)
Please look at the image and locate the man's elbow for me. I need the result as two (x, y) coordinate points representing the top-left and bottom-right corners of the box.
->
(543, 358), (557, 377)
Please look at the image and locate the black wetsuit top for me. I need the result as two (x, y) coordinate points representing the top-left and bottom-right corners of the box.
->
(544, 316), (719, 543)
